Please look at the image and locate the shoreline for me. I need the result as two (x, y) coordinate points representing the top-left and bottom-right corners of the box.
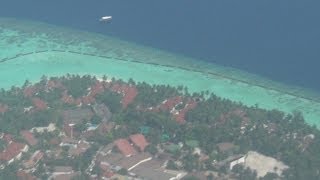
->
(1, 50), (319, 105)
(1, 51), (320, 127)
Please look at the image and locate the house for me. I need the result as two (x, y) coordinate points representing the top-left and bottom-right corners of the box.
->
(62, 108), (94, 125)
(110, 84), (138, 108)
(50, 166), (82, 180)
(216, 142), (236, 154)
(159, 96), (183, 111)
(68, 140), (90, 156)
(114, 139), (136, 157)
(31, 123), (56, 133)
(129, 134), (149, 152)
(31, 97), (48, 110)
(0, 142), (29, 164)
(16, 170), (36, 180)
(20, 130), (38, 146)
(23, 150), (44, 169)
(92, 103), (112, 121)
(23, 86), (37, 97)
(0, 103), (8, 114)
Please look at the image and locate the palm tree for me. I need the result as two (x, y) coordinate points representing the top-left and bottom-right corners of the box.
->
(102, 75), (107, 81)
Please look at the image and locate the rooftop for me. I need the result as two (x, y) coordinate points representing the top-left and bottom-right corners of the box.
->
(0, 103), (8, 113)
(62, 108), (94, 124)
(0, 142), (27, 161)
(114, 138), (136, 157)
(20, 130), (38, 146)
(31, 97), (48, 110)
(129, 134), (149, 152)
(217, 142), (235, 153)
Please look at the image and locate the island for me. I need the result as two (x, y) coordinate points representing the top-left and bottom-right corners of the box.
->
(0, 75), (319, 180)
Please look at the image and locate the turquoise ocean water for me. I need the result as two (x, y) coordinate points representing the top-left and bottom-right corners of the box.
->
(0, 18), (320, 127)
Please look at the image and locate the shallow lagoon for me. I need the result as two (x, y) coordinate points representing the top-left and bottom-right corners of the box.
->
(0, 17), (319, 127)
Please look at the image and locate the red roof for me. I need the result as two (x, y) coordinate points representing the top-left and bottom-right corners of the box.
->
(23, 86), (37, 97)
(47, 80), (64, 90)
(81, 95), (95, 105)
(16, 170), (36, 180)
(61, 91), (74, 104)
(129, 134), (149, 152)
(24, 150), (44, 168)
(2, 134), (13, 143)
(20, 131), (38, 146)
(31, 97), (48, 110)
(111, 84), (138, 108)
(0, 142), (26, 161)
(174, 100), (197, 123)
(114, 138), (136, 157)
(0, 103), (8, 113)
(122, 86), (138, 108)
(159, 96), (182, 111)
(99, 161), (114, 178)
(90, 81), (105, 96)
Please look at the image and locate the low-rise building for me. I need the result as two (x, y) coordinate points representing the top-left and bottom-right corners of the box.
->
(129, 134), (149, 152)
(0, 141), (29, 165)
(23, 150), (44, 169)
(31, 123), (56, 133)
(20, 130), (38, 146)
(114, 139), (136, 157)
(68, 140), (90, 156)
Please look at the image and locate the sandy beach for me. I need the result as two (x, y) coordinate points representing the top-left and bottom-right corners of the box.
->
(0, 17), (320, 127)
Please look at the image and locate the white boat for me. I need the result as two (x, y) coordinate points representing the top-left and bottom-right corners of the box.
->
(99, 16), (112, 22)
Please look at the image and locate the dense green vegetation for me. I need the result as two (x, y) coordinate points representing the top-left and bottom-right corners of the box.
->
(0, 75), (320, 179)
(61, 74), (96, 98)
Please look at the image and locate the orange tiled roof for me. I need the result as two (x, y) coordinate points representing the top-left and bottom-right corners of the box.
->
(159, 96), (182, 111)
(110, 84), (138, 108)
(0, 142), (26, 161)
(129, 134), (149, 152)
(23, 86), (37, 97)
(16, 170), (36, 180)
(0, 103), (8, 113)
(32, 97), (48, 110)
(114, 138), (136, 157)
(20, 131), (38, 146)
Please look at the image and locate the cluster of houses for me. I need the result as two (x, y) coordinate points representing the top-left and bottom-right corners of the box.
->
(0, 78), (193, 179)
(95, 133), (188, 180)
(145, 96), (198, 124)
(0, 134), (29, 167)
(0, 77), (301, 179)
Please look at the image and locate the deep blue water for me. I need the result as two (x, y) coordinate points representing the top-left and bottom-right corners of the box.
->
(1, 0), (319, 92)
